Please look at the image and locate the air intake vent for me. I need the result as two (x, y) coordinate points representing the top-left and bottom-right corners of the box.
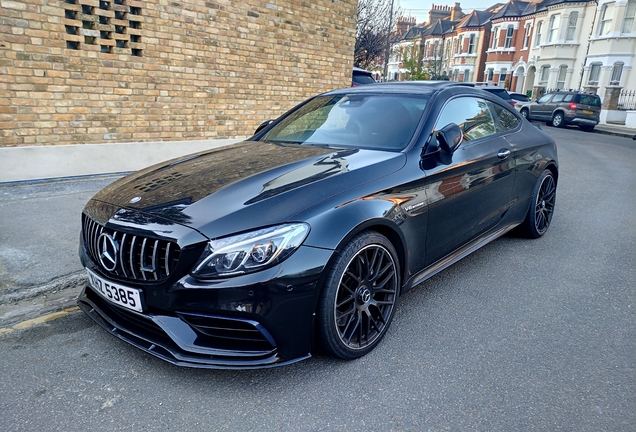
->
(82, 214), (180, 282)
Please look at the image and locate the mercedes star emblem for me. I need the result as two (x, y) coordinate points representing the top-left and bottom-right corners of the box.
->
(98, 233), (119, 271)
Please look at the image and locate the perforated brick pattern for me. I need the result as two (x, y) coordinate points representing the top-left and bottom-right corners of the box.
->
(0, 0), (356, 146)
(61, 0), (142, 56)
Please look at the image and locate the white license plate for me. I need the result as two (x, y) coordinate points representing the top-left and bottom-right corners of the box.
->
(86, 269), (143, 312)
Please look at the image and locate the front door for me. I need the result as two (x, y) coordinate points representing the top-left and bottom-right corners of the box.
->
(423, 96), (516, 265)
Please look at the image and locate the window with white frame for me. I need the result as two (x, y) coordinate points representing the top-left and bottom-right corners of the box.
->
(556, 65), (568, 89)
(464, 69), (470, 81)
(468, 34), (475, 54)
(523, 23), (531, 48)
(535, 21), (543, 45)
(492, 27), (499, 48)
(457, 35), (463, 53)
(622, 0), (636, 33)
(548, 14), (560, 42)
(610, 62), (623, 84)
(598, 3), (614, 36)
(540, 65), (550, 83)
(504, 26), (514, 48)
(499, 68), (507, 83)
(566, 12), (578, 41)
(588, 63), (601, 83)
(487, 68), (494, 81)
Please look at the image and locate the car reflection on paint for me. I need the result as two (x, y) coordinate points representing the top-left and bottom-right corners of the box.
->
(78, 81), (558, 369)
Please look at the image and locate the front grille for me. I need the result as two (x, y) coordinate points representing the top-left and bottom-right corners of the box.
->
(82, 213), (181, 282)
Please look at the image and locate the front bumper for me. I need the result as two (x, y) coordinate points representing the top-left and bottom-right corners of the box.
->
(78, 245), (335, 369)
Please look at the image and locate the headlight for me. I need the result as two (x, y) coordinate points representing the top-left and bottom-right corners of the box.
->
(191, 223), (310, 279)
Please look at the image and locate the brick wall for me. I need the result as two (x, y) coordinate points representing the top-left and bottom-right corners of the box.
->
(0, 0), (357, 147)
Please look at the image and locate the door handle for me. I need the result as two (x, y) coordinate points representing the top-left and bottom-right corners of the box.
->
(497, 149), (511, 159)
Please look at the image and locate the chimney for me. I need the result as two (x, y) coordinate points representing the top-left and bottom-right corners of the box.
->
(450, 2), (464, 21)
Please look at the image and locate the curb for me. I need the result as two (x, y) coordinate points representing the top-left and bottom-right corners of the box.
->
(594, 127), (636, 139)
(0, 274), (86, 328)
(0, 307), (80, 336)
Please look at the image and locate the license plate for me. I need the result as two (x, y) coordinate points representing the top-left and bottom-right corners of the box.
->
(583, 110), (593, 115)
(86, 269), (143, 312)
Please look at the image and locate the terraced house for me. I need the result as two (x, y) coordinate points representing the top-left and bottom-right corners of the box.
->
(390, 0), (636, 124)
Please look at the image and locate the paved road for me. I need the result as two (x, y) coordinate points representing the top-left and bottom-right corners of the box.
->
(1, 127), (634, 431)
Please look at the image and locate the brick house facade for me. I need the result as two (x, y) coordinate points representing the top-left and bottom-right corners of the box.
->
(0, 0), (357, 148)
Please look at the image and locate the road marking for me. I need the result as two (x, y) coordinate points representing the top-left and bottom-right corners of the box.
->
(0, 306), (80, 334)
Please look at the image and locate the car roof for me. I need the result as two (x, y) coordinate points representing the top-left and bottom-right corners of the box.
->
(352, 66), (372, 74)
(328, 81), (474, 95)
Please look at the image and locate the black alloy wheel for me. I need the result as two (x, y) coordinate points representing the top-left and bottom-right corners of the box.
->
(520, 108), (529, 119)
(520, 169), (557, 238)
(316, 232), (399, 359)
(552, 112), (564, 128)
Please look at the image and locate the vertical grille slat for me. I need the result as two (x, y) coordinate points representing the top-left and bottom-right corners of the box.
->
(119, 233), (129, 278)
(81, 214), (180, 283)
(164, 242), (172, 277)
(140, 237), (148, 281)
(151, 239), (159, 281)
(129, 236), (138, 280)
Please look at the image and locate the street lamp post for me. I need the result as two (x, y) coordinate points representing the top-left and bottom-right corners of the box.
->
(383, 0), (395, 81)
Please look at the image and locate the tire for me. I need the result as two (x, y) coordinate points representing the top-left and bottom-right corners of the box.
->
(520, 108), (529, 119)
(316, 231), (400, 360)
(579, 125), (595, 132)
(519, 169), (557, 238)
(551, 112), (565, 128)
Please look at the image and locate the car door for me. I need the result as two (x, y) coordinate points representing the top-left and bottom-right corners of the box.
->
(423, 96), (516, 265)
(531, 93), (553, 119)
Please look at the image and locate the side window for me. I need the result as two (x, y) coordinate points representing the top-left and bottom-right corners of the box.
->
(563, 94), (574, 102)
(537, 94), (552, 103)
(435, 97), (497, 142)
(552, 94), (565, 103)
(490, 102), (520, 132)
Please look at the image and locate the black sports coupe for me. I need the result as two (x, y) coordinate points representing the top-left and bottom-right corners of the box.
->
(78, 82), (558, 369)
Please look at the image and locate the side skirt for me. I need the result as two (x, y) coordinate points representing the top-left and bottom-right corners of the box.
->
(402, 222), (519, 292)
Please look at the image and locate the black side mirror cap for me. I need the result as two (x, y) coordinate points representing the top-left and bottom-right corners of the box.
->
(255, 119), (274, 135)
(437, 123), (463, 154)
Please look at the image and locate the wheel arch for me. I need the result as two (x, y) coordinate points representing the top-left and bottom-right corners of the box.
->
(327, 219), (407, 296)
(552, 109), (565, 120)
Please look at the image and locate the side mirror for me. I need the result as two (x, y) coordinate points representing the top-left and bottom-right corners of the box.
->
(254, 119), (274, 135)
(437, 123), (463, 154)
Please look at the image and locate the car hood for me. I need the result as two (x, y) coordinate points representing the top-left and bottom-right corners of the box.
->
(90, 140), (406, 239)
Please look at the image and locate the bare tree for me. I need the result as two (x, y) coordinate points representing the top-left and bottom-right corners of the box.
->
(354, 0), (402, 71)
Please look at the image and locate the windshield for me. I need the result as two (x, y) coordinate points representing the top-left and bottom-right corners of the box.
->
(260, 94), (429, 151)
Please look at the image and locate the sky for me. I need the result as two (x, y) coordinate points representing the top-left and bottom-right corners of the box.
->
(397, 0), (500, 24)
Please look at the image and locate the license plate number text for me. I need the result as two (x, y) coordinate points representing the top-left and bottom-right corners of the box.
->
(87, 269), (143, 312)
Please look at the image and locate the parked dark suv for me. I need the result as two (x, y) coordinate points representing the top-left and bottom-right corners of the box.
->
(476, 85), (517, 108)
(352, 67), (376, 86)
(521, 91), (601, 131)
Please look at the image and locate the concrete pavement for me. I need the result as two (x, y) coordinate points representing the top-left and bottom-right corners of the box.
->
(0, 175), (122, 327)
(595, 123), (636, 139)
